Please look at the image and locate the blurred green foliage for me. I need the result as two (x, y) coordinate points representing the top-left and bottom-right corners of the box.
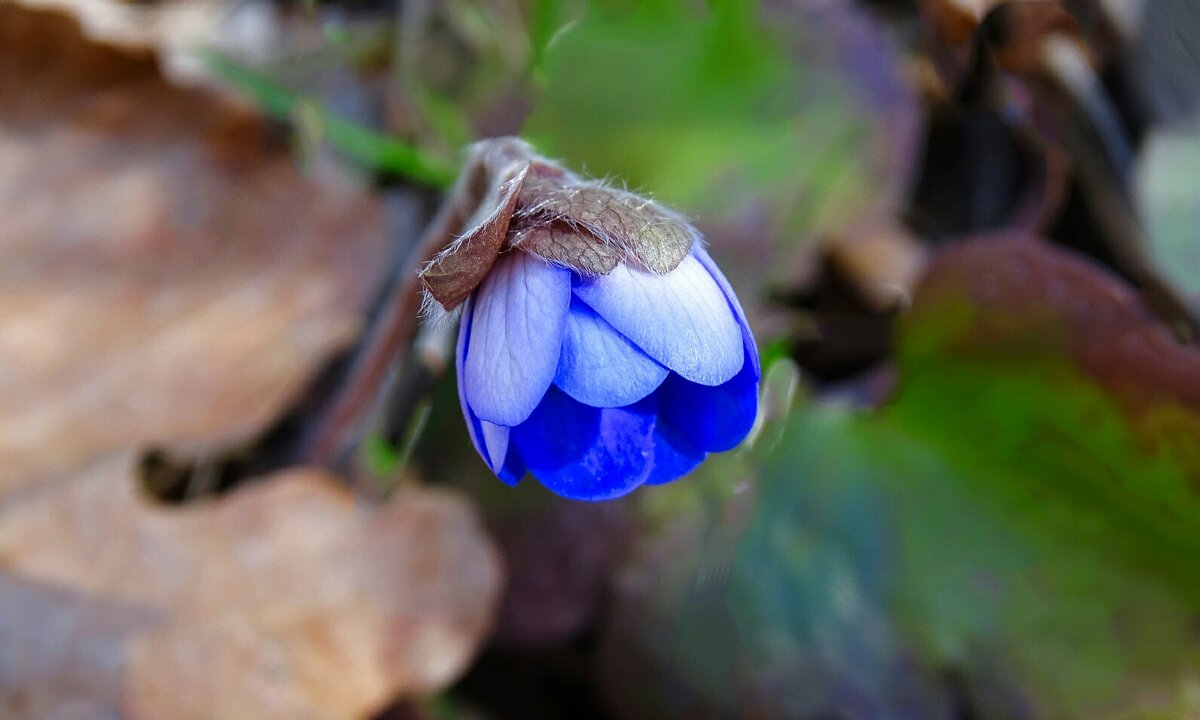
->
(632, 249), (1200, 718)
(523, 0), (916, 251)
(204, 49), (458, 186)
(206, 0), (915, 259)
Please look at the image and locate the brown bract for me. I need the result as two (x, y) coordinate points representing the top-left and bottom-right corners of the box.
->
(418, 138), (698, 311)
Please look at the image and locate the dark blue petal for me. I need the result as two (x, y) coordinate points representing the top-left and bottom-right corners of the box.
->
(497, 441), (527, 486)
(512, 385), (599, 468)
(658, 346), (759, 453)
(691, 244), (760, 378)
(645, 422), (707, 485)
(512, 387), (656, 500)
(554, 297), (669, 408)
(464, 252), (572, 425)
(573, 253), (743, 386)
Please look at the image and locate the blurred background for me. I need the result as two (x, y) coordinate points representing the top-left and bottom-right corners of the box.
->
(3, 0), (1200, 718)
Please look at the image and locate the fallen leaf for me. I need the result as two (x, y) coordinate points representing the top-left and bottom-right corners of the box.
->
(0, 461), (502, 720)
(0, 10), (502, 716)
(920, 0), (1004, 45)
(11, 0), (279, 85)
(0, 4), (393, 488)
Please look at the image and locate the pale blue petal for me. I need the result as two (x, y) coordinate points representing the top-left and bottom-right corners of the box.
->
(480, 421), (510, 474)
(512, 388), (656, 500)
(573, 253), (743, 386)
(554, 298), (669, 408)
(692, 244), (760, 378)
(658, 346), (759, 453)
(459, 299), (523, 482)
(464, 252), (572, 425)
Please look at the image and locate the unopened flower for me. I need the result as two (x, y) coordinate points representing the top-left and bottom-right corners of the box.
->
(420, 138), (759, 500)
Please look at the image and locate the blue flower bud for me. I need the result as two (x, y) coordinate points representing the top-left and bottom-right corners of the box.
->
(420, 139), (760, 500)
(456, 244), (760, 500)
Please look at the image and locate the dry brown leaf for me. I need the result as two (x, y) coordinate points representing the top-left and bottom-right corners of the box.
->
(0, 4), (393, 488)
(10, 0), (280, 85)
(0, 460), (502, 720)
(0, 12), (501, 718)
(918, 0), (1092, 90)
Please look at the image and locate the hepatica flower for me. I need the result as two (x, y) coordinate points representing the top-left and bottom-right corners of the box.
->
(420, 138), (759, 500)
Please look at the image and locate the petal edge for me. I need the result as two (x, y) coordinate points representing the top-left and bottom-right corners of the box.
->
(555, 298), (670, 407)
(574, 253), (744, 386)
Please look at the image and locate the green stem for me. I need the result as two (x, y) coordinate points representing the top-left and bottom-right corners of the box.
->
(202, 49), (458, 189)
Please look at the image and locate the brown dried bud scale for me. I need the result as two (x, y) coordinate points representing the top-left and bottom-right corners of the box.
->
(419, 138), (698, 312)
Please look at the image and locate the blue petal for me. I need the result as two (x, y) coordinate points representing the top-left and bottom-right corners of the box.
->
(456, 294), (490, 468)
(480, 421), (510, 473)
(512, 385), (598, 469)
(554, 297), (669, 408)
(692, 244), (760, 378)
(573, 253), (743, 386)
(456, 292), (526, 483)
(464, 252), (572, 425)
(512, 387), (656, 500)
(497, 441), (527, 486)
(645, 423), (706, 485)
(658, 346), (759, 453)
